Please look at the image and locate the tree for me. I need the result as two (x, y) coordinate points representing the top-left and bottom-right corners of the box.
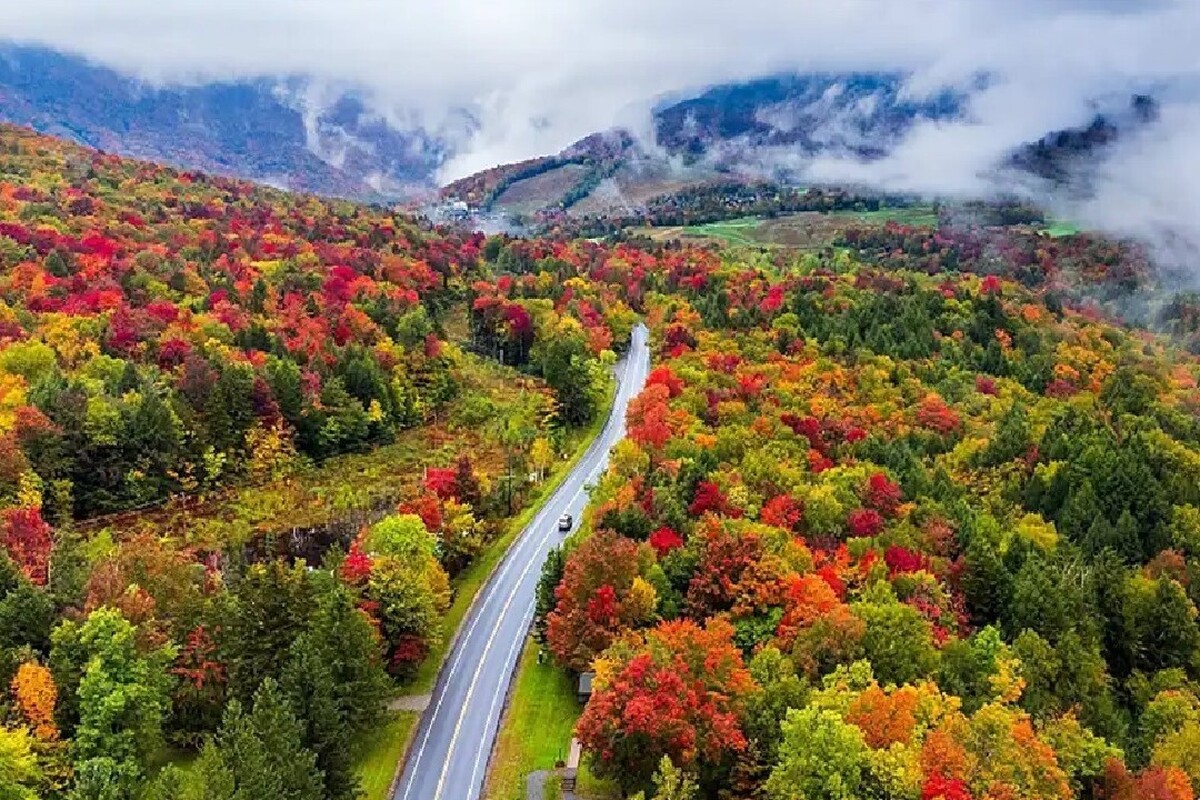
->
(546, 531), (643, 671)
(0, 725), (40, 800)
(281, 632), (356, 800)
(0, 508), (52, 587)
(222, 560), (314, 703)
(576, 619), (752, 794)
(10, 661), (57, 740)
(210, 679), (324, 800)
(852, 586), (940, 686)
(534, 546), (566, 643)
(64, 608), (175, 800)
(765, 707), (871, 800)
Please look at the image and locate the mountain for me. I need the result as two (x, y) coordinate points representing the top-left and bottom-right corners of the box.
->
(442, 73), (971, 215)
(0, 44), (455, 199)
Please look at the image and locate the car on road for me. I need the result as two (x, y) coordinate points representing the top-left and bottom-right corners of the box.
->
(558, 513), (573, 532)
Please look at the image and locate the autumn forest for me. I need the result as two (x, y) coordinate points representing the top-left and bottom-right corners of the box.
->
(0, 121), (1199, 800)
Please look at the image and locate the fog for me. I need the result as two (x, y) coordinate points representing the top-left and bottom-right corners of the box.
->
(1, 0), (1197, 259)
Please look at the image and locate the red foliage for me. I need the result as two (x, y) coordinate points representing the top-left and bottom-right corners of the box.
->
(689, 481), (733, 518)
(922, 773), (973, 800)
(399, 494), (444, 533)
(424, 467), (457, 499)
(980, 275), (1003, 296)
(685, 525), (763, 618)
(171, 625), (226, 690)
(546, 531), (643, 671)
(864, 472), (902, 516)
(648, 527), (684, 557)
(389, 634), (429, 678)
(847, 508), (884, 538)
(975, 376), (998, 395)
(885, 546), (929, 576)
(340, 539), (374, 585)
(0, 507), (52, 586)
(575, 619), (751, 783)
(645, 366), (684, 398)
(760, 494), (804, 531)
(916, 394), (962, 436)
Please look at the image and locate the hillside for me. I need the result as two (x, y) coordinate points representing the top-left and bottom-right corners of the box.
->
(0, 124), (648, 798)
(0, 44), (453, 198)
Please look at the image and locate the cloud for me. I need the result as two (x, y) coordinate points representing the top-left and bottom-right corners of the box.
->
(0, 0), (1197, 261)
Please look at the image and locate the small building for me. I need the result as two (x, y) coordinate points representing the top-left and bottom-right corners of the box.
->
(577, 671), (595, 705)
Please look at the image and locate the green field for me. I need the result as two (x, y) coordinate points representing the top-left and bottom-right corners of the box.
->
(1042, 219), (1082, 237)
(485, 637), (583, 800)
(642, 206), (941, 250)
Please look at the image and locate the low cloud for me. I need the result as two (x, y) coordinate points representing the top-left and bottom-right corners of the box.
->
(0, 0), (1196, 261)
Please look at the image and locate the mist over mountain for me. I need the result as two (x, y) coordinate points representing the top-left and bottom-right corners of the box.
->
(0, 45), (459, 198)
(1, 0), (1196, 264)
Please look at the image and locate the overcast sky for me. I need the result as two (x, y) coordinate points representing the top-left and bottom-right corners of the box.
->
(1, 0), (1197, 260)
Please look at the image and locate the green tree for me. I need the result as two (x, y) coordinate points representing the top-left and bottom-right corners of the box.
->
(222, 561), (314, 703)
(211, 679), (324, 800)
(852, 585), (939, 686)
(765, 707), (871, 800)
(64, 608), (175, 800)
(0, 725), (41, 800)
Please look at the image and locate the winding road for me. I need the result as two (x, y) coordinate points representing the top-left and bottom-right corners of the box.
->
(394, 323), (651, 800)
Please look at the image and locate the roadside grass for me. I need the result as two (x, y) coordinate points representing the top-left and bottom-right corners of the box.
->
(485, 637), (582, 800)
(354, 711), (420, 800)
(405, 376), (617, 694)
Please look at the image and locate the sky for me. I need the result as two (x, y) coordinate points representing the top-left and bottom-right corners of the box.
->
(1, 0), (1197, 260)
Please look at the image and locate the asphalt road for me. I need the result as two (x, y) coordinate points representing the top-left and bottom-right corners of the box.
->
(394, 323), (651, 800)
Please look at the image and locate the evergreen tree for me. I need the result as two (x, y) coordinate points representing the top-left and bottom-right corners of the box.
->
(216, 679), (324, 800)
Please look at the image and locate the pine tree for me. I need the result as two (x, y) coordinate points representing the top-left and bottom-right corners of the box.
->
(217, 679), (324, 800)
(282, 630), (358, 800)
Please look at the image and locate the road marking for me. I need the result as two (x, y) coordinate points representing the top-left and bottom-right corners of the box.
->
(466, 605), (535, 795)
(398, 326), (649, 800)
(431, 484), (590, 799)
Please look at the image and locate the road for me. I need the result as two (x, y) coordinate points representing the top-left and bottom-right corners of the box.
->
(394, 323), (651, 800)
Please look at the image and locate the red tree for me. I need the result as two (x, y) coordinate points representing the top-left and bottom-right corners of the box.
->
(576, 618), (752, 792)
(1, 507), (52, 585)
(546, 531), (643, 671)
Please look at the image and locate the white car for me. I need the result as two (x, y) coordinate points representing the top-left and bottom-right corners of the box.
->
(557, 514), (573, 532)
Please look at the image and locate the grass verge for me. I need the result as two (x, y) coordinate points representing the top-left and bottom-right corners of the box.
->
(484, 637), (582, 800)
(354, 710), (420, 800)
(405, 376), (617, 694)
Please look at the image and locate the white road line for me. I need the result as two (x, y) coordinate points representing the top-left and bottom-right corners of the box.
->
(466, 605), (534, 794)
(398, 326), (649, 800)
(431, 482), (589, 800)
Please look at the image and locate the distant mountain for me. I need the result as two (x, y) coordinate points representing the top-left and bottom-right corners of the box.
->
(443, 73), (970, 215)
(0, 46), (1156, 213)
(0, 44), (456, 199)
(653, 73), (967, 163)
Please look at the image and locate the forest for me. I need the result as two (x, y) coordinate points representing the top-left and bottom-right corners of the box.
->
(1, 119), (1199, 800)
(522, 247), (1200, 798)
(0, 125), (630, 799)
